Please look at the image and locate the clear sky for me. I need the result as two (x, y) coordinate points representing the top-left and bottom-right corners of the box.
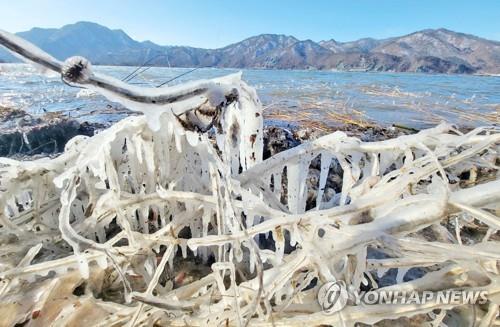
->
(0, 0), (499, 48)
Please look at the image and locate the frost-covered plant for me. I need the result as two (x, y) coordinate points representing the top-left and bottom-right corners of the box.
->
(0, 30), (499, 326)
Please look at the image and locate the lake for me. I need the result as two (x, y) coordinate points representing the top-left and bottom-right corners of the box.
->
(1, 64), (499, 129)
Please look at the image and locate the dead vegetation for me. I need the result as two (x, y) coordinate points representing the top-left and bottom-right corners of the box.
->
(0, 29), (499, 327)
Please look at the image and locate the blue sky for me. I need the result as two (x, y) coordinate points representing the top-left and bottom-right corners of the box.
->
(0, 0), (499, 48)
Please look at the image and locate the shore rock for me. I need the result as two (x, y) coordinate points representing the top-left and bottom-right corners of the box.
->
(0, 107), (105, 158)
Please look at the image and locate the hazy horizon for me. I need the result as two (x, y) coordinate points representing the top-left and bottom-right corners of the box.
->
(1, 0), (499, 48)
(10, 21), (500, 50)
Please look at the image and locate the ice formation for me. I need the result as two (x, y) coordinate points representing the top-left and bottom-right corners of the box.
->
(0, 30), (500, 326)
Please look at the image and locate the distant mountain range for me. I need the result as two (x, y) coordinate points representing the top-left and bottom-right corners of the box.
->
(1, 21), (499, 74)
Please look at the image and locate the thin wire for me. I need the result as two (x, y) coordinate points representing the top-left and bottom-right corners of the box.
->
(121, 51), (200, 88)
(123, 66), (152, 82)
(156, 67), (200, 88)
(121, 54), (168, 82)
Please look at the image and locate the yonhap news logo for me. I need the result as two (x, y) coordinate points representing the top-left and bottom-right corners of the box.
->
(317, 280), (488, 314)
(317, 281), (349, 314)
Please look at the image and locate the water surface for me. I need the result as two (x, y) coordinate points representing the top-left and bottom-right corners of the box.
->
(1, 64), (498, 129)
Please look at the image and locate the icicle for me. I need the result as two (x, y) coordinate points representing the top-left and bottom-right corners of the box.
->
(289, 224), (300, 247)
(396, 268), (409, 284)
(249, 247), (256, 274)
(286, 157), (310, 214)
(274, 171), (282, 198)
(316, 152), (332, 209)
(273, 227), (285, 264)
